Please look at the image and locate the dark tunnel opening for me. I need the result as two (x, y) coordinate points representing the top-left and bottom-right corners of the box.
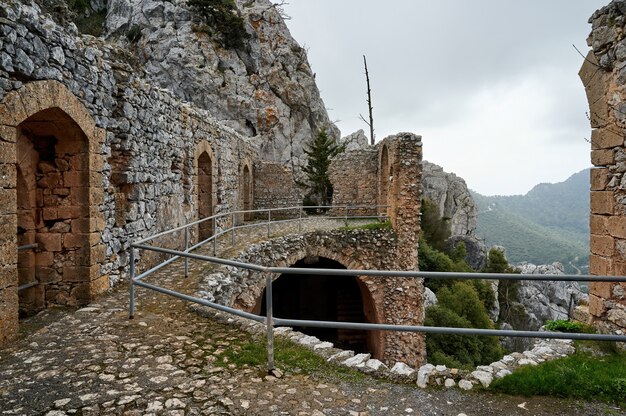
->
(258, 256), (372, 354)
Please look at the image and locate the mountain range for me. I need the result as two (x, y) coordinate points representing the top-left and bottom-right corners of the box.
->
(471, 169), (590, 274)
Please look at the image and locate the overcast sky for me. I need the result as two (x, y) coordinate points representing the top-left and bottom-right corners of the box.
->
(278, 0), (607, 196)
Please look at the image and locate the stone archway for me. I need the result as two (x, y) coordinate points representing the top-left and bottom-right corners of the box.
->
(244, 247), (384, 360)
(195, 141), (216, 241)
(0, 80), (107, 345)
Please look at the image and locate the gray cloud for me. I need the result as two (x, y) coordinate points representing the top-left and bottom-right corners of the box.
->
(278, 0), (606, 195)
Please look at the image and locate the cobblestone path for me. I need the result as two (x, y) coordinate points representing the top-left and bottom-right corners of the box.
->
(0, 219), (622, 415)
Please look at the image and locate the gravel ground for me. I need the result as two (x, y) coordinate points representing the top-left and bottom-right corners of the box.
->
(1, 219), (623, 415)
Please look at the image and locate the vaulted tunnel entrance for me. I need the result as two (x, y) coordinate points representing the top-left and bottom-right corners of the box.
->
(258, 256), (380, 357)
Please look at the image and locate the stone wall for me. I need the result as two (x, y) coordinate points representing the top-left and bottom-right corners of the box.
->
(329, 147), (378, 215)
(580, 1), (626, 333)
(197, 228), (426, 367)
(253, 161), (303, 211)
(0, 0), (257, 345)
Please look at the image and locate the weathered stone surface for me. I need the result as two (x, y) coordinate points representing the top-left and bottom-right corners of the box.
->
(105, 0), (339, 175)
(422, 161), (477, 237)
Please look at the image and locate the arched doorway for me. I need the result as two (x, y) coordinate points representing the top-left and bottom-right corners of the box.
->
(16, 107), (91, 313)
(257, 256), (381, 358)
(197, 151), (213, 240)
(242, 163), (252, 221)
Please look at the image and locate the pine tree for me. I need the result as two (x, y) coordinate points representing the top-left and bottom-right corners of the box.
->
(302, 129), (345, 206)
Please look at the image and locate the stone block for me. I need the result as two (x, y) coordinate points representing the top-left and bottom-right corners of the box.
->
(35, 251), (54, 267)
(0, 141), (16, 163)
(591, 149), (614, 166)
(590, 234), (614, 256)
(608, 216), (626, 239)
(0, 214), (16, 244)
(70, 282), (91, 305)
(591, 128), (624, 150)
(0, 125), (17, 143)
(68, 154), (88, 171)
(590, 281), (613, 299)
(42, 207), (58, 221)
(36, 233), (62, 252)
(37, 266), (60, 283)
(0, 287), (18, 346)
(590, 214), (608, 235)
(0, 188), (16, 216)
(57, 206), (83, 219)
(90, 274), (109, 297)
(590, 254), (610, 276)
(590, 191), (615, 215)
(0, 163), (16, 189)
(63, 171), (86, 188)
(0, 266), (17, 290)
(588, 294), (606, 317)
(590, 168), (609, 191)
(62, 266), (90, 283)
(0, 240), (17, 266)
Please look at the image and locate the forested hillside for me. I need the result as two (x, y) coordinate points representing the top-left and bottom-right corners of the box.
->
(472, 169), (590, 273)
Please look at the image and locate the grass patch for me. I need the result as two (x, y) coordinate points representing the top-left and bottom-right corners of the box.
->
(215, 336), (366, 383)
(340, 220), (392, 231)
(491, 351), (626, 406)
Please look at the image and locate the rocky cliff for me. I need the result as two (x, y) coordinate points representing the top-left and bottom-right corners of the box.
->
(103, 0), (337, 174)
(422, 161), (477, 237)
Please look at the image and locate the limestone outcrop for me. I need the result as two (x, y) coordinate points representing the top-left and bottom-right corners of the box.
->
(422, 161), (477, 237)
(517, 262), (588, 329)
(105, 0), (338, 175)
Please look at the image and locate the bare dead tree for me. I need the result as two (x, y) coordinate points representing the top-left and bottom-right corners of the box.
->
(359, 55), (375, 145)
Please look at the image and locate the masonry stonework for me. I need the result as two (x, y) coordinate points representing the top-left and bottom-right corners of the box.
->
(581, 1), (626, 334)
(0, 1), (257, 345)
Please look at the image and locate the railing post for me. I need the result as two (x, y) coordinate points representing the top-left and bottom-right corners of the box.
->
(184, 226), (189, 278)
(129, 247), (136, 319)
(265, 273), (275, 372)
(213, 218), (217, 256)
(232, 212), (235, 245)
(299, 206), (302, 233)
(267, 210), (271, 237)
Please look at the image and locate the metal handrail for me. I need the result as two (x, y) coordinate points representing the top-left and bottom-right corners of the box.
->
(129, 205), (626, 372)
(17, 244), (38, 291)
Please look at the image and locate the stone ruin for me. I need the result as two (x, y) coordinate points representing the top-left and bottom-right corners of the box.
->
(580, 0), (626, 334)
(0, 0), (426, 367)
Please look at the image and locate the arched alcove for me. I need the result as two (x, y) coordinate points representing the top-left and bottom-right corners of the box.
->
(197, 151), (213, 240)
(16, 107), (91, 313)
(255, 256), (382, 358)
(242, 163), (252, 220)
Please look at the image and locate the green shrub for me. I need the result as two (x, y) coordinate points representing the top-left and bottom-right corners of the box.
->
(420, 198), (450, 252)
(187, 0), (250, 49)
(425, 283), (504, 368)
(544, 319), (595, 333)
(126, 25), (143, 44)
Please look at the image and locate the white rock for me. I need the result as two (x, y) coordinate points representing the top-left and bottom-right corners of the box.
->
(364, 359), (388, 372)
(313, 342), (333, 350)
(390, 362), (416, 377)
(342, 353), (371, 367)
(501, 355), (516, 365)
(517, 358), (538, 366)
(495, 369), (512, 379)
(444, 378), (456, 388)
(298, 335), (320, 347)
(435, 365), (447, 372)
(327, 350), (354, 362)
(470, 370), (493, 387)
(458, 379), (473, 390)
(417, 364), (435, 388)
